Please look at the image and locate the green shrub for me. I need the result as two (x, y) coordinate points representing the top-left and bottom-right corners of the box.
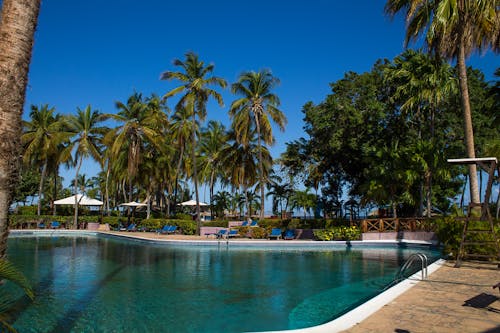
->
(313, 226), (361, 241)
(250, 227), (268, 239)
(174, 213), (192, 220)
(16, 206), (37, 215)
(203, 220), (229, 228)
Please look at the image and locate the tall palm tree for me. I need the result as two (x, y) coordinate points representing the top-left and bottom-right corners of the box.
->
(108, 93), (168, 205)
(0, 0), (41, 258)
(230, 69), (287, 220)
(385, 0), (500, 204)
(161, 52), (227, 234)
(199, 120), (229, 216)
(169, 105), (195, 212)
(66, 105), (108, 228)
(384, 50), (457, 216)
(22, 105), (71, 215)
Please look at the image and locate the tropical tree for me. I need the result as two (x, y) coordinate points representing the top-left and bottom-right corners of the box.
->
(384, 50), (457, 216)
(66, 106), (108, 228)
(22, 105), (70, 215)
(0, 0), (41, 258)
(161, 52), (227, 234)
(230, 69), (287, 220)
(199, 120), (229, 216)
(169, 105), (195, 212)
(108, 93), (168, 206)
(290, 189), (317, 219)
(385, 0), (500, 204)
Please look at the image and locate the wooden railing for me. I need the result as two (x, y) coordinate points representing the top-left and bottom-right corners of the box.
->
(355, 217), (434, 233)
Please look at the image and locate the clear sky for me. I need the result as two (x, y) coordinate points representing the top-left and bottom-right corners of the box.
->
(23, 0), (498, 195)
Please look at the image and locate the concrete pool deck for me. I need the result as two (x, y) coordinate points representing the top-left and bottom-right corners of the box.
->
(342, 260), (500, 333)
(10, 230), (500, 332)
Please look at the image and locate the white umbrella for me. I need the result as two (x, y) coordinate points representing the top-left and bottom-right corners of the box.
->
(54, 194), (103, 206)
(120, 201), (147, 207)
(178, 199), (208, 206)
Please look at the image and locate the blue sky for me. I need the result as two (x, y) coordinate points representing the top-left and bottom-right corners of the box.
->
(24, 1), (498, 196)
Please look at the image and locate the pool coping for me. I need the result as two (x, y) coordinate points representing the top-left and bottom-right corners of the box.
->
(9, 229), (437, 248)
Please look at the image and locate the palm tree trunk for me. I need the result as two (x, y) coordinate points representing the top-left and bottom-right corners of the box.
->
(457, 42), (480, 204)
(73, 156), (83, 229)
(105, 163), (110, 216)
(0, 0), (41, 258)
(191, 114), (201, 235)
(173, 144), (184, 215)
(37, 160), (47, 216)
(255, 115), (265, 221)
(52, 167), (58, 215)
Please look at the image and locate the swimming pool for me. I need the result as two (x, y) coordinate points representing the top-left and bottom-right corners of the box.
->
(6, 233), (440, 332)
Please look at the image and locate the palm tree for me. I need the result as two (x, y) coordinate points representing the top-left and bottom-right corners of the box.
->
(384, 50), (457, 216)
(161, 52), (227, 234)
(385, 0), (500, 204)
(169, 105), (195, 212)
(199, 120), (229, 216)
(108, 93), (168, 204)
(66, 105), (108, 228)
(230, 69), (287, 220)
(22, 105), (70, 215)
(0, 0), (41, 258)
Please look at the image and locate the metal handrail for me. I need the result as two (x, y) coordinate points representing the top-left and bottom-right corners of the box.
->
(395, 253), (428, 282)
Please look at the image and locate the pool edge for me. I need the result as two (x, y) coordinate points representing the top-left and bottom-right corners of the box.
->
(252, 259), (446, 333)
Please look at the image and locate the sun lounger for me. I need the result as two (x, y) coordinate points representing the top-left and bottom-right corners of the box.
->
(50, 221), (60, 229)
(284, 229), (295, 240)
(250, 220), (258, 227)
(240, 221), (249, 227)
(227, 229), (239, 238)
(159, 225), (177, 235)
(126, 224), (137, 232)
(269, 228), (282, 240)
(215, 229), (227, 239)
(38, 222), (46, 229)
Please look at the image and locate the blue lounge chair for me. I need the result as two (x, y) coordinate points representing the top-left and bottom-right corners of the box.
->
(250, 220), (258, 227)
(284, 229), (295, 240)
(216, 229), (227, 239)
(227, 229), (239, 238)
(159, 225), (177, 235)
(269, 228), (282, 240)
(126, 224), (137, 232)
(241, 221), (249, 227)
(38, 222), (46, 229)
(50, 221), (60, 229)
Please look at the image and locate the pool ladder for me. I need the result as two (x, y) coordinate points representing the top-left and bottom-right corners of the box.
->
(394, 253), (428, 283)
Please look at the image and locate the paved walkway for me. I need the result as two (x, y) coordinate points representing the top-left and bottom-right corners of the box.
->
(343, 261), (500, 333)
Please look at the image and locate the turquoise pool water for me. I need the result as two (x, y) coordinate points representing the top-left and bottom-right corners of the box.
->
(6, 235), (440, 332)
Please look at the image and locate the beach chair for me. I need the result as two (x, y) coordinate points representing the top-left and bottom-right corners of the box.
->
(250, 220), (258, 227)
(159, 225), (177, 235)
(269, 228), (282, 240)
(227, 229), (239, 238)
(50, 221), (60, 229)
(240, 221), (249, 227)
(38, 222), (46, 229)
(284, 229), (295, 240)
(216, 229), (227, 239)
(126, 224), (137, 232)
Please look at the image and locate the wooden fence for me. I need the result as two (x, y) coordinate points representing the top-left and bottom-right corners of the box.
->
(355, 217), (434, 233)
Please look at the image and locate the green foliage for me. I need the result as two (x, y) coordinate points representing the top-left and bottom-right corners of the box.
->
(173, 213), (192, 221)
(250, 227), (268, 239)
(15, 206), (37, 216)
(0, 259), (34, 332)
(203, 220), (229, 228)
(433, 216), (500, 257)
(313, 226), (361, 241)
